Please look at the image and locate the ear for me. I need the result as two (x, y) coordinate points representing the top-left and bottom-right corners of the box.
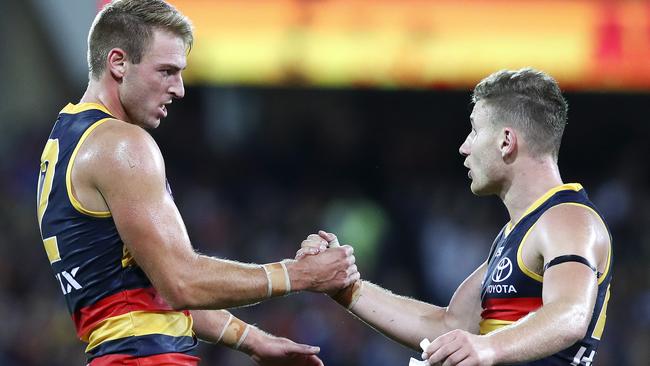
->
(107, 48), (127, 80)
(499, 127), (517, 160)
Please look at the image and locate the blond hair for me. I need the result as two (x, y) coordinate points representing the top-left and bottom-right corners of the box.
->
(87, 0), (193, 79)
(472, 68), (568, 160)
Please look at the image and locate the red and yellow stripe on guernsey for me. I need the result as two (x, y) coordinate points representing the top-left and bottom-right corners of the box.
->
(480, 297), (542, 334)
(90, 352), (199, 366)
(72, 287), (193, 352)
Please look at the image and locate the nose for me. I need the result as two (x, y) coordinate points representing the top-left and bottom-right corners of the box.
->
(459, 135), (470, 157)
(169, 74), (185, 99)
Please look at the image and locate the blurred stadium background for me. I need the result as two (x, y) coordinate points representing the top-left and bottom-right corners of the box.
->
(1, 0), (649, 365)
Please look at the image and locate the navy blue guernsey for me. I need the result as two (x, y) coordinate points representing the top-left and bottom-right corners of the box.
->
(480, 183), (613, 365)
(37, 103), (198, 364)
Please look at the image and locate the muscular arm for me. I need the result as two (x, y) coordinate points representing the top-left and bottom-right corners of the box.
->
(424, 204), (610, 365)
(79, 121), (357, 309)
(485, 204), (609, 364)
(343, 263), (486, 351)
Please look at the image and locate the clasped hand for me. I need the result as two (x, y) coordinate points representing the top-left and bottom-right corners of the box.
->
(294, 231), (360, 295)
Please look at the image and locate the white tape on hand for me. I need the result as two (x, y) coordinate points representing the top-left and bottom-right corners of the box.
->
(408, 357), (427, 366)
(407, 338), (431, 366)
(420, 338), (431, 351)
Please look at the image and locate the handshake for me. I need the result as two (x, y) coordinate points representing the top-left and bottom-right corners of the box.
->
(282, 230), (362, 308)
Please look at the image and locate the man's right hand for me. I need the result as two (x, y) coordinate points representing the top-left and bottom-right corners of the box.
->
(286, 233), (359, 294)
(295, 231), (339, 258)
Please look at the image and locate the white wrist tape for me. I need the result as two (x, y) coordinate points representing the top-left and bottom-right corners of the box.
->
(219, 315), (251, 350)
(215, 313), (233, 344)
(262, 262), (291, 297)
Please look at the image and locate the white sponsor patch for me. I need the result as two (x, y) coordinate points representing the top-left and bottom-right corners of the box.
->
(491, 257), (513, 283)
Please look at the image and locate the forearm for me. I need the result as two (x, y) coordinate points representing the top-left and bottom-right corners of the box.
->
(486, 300), (591, 364)
(142, 235), (356, 310)
(176, 254), (333, 310)
(190, 309), (233, 343)
(175, 255), (307, 310)
(191, 309), (259, 353)
(178, 255), (269, 309)
(346, 281), (451, 350)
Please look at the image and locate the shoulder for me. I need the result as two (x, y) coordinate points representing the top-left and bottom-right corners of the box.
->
(79, 119), (166, 185)
(530, 203), (610, 267)
(537, 203), (607, 242)
(92, 119), (160, 156)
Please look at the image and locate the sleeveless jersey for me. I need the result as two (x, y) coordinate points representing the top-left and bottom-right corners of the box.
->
(480, 183), (613, 365)
(37, 103), (199, 364)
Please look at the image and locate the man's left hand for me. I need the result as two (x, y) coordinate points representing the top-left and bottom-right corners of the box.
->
(248, 332), (324, 366)
(422, 329), (495, 366)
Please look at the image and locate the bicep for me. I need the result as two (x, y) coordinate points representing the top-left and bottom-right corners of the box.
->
(542, 262), (597, 309)
(535, 205), (609, 325)
(92, 127), (196, 294)
(109, 184), (195, 278)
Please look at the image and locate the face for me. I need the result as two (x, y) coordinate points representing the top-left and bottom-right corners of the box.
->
(119, 29), (187, 129)
(459, 100), (505, 196)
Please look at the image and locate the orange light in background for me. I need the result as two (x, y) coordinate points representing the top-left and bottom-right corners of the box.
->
(98, 0), (650, 90)
(588, 0), (650, 89)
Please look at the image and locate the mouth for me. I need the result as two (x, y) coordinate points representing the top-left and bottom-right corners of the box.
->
(463, 162), (472, 180)
(158, 102), (171, 118)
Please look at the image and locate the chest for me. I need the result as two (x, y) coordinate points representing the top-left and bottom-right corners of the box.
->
(481, 234), (543, 301)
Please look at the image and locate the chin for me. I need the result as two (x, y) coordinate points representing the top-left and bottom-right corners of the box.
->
(139, 118), (161, 130)
(470, 181), (490, 196)
(471, 179), (501, 197)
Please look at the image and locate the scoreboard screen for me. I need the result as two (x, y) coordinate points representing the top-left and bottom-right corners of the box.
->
(102, 0), (650, 90)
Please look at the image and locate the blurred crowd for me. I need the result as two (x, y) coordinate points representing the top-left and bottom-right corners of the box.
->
(0, 87), (648, 366)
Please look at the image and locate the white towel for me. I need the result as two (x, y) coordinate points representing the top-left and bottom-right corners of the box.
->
(408, 338), (431, 366)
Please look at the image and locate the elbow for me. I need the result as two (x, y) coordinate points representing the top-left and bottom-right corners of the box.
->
(165, 282), (194, 310)
(155, 274), (198, 310)
(564, 323), (589, 346)
(559, 306), (591, 346)
(441, 307), (475, 333)
(559, 328), (586, 349)
(153, 255), (203, 310)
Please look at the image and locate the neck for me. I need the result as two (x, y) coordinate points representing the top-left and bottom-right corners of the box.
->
(500, 155), (563, 224)
(80, 77), (129, 122)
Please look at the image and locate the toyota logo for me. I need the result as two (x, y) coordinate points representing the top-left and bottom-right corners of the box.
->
(491, 257), (513, 283)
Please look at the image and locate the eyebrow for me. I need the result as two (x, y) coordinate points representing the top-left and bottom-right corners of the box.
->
(158, 63), (186, 71)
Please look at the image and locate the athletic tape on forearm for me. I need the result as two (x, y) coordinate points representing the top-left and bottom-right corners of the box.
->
(262, 262), (291, 297)
(218, 314), (251, 350)
(332, 280), (362, 310)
